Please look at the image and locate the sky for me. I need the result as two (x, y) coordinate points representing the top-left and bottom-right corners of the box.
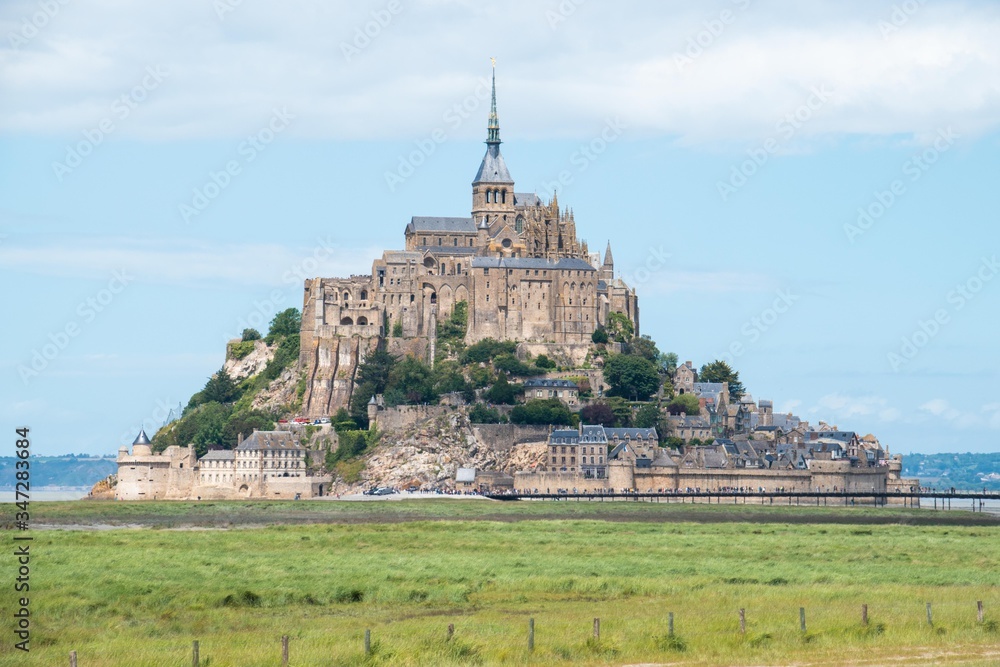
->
(1, 0), (999, 456)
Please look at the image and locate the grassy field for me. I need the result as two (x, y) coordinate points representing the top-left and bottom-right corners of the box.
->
(3, 500), (999, 666)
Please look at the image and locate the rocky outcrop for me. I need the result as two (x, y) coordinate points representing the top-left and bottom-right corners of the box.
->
(338, 411), (548, 492)
(88, 474), (116, 499)
(224, 340), (275, 380)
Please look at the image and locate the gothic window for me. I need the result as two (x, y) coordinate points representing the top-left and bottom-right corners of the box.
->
(486, 190), (491, 203)
(343, 292), (350, 301)
(501, 190), (507, 204)
(410, 294), (415, 303)
(457, 263), (462, 274)
(360, 290), (368, 300)
(430, 293), (437, 304)
(515, 216), (524, 233)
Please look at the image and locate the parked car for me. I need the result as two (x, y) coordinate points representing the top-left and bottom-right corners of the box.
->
(372, 487), (396, 496)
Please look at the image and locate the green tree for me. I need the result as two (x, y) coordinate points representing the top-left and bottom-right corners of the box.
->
(348, 380), (377, 427)
(534, 354), (556, 369)
(469, 403), (506, 423)
(388, 355), (437, 404)
(606, 396), (634, 427)
(634, 403), (661, 428)
(591, 326), (608, 345)
(241, 328), (261, 342)
(202, 367), (241, 404)
(391, 319), (403, 337)
(659, 351), (679, 376)
(698, 360), (745, 401)
(603, 353), (659, 401)
(223, 409), (274, 446)
(190, 402), (230, 457)
(493, 353), (536, 377)
(509, 399), (575, 426)
(266, 308), (301, 342)
(628, 335), (660, 362)
(484, 373), (519, 405)
(357, 348), (397, 394)
(461, 338), (517, 364)
(667, 394), (701, 416)
(580, 401), (615, 426)
(606, 312), (634, 343)
(332, 408), (358, 433)
(433, 360), (474, 401)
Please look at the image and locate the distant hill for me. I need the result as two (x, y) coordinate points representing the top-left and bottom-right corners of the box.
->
(901, 452), (1000, 491)
(0, 455), (117, 490)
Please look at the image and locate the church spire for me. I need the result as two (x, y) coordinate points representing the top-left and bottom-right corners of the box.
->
(487, 57), (501, 145)
(603, 241), (614, 267)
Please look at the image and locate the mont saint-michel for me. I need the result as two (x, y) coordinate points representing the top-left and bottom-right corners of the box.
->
(114, 69), (915, 502)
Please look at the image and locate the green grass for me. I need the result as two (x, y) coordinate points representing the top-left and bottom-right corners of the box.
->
(3, 502), (999, 666)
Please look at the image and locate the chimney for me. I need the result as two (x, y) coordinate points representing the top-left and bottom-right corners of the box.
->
(238, 432), (244, 446)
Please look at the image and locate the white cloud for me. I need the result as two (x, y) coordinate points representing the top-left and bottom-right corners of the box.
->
(0, 236), (378, 286)
(1, 1), (998, 143)
(811, 393), (899, 422)
(918, 398), (1000, 430)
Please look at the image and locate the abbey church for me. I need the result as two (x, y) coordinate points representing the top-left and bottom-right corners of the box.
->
(299, 68), (639, 417)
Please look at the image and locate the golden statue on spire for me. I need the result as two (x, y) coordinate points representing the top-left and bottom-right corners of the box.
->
(490, 56), (496, 68)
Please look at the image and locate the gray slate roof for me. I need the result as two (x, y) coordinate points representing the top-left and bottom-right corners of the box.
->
(580, 425), (609, 442)
(524, 378), (578, 389)
(473, 145), (513, 184)
(605, 427), (658, 440)
(416, 246), (479, 255)
(200, 450), (235, 461)
(549, 429), (580, 444)
(514, 193), (542, 207)
(407, 217), (477, 234)
(236, 431), (302, 452)
(132, 429), (151, 445)
(471, 257), (596, 271)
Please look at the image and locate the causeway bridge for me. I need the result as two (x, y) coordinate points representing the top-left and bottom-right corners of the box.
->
(485, 490), (1000, 511)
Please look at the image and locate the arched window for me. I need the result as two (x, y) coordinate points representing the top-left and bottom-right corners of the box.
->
(486, 190), (492, 203)
(501, 190), (507, 204)
(360, 290), (368, 301)
(515, 216), (524, 234)
(430, 292), (437, 305)
(340, 317), (354, 325)
(343, 292), (350, 301)
(357, 316), (368, 326)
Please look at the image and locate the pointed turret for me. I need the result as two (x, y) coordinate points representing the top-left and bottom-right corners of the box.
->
(472, 59), (514, 224)
(601, 242), (615, 282)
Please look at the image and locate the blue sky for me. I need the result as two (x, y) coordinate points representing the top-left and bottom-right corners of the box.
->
(1, 0), (998, 455)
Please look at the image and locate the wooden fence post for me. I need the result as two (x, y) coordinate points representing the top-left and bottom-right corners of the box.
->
(281, 635), (289, 666)
(978, 601), (984, 624)
(69, 651), (77, 667)
(926, 603), (933, 626)
(862, 604), (869, 626)
(593, 618), (600, 640)
(192, 640), (199, 667)
(528, 618), (535, 652)
(447, 623), (455, 641)
(739, 608), (746, 634)
(668, 612), (675, 637)
(800, 607), (806, 633)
